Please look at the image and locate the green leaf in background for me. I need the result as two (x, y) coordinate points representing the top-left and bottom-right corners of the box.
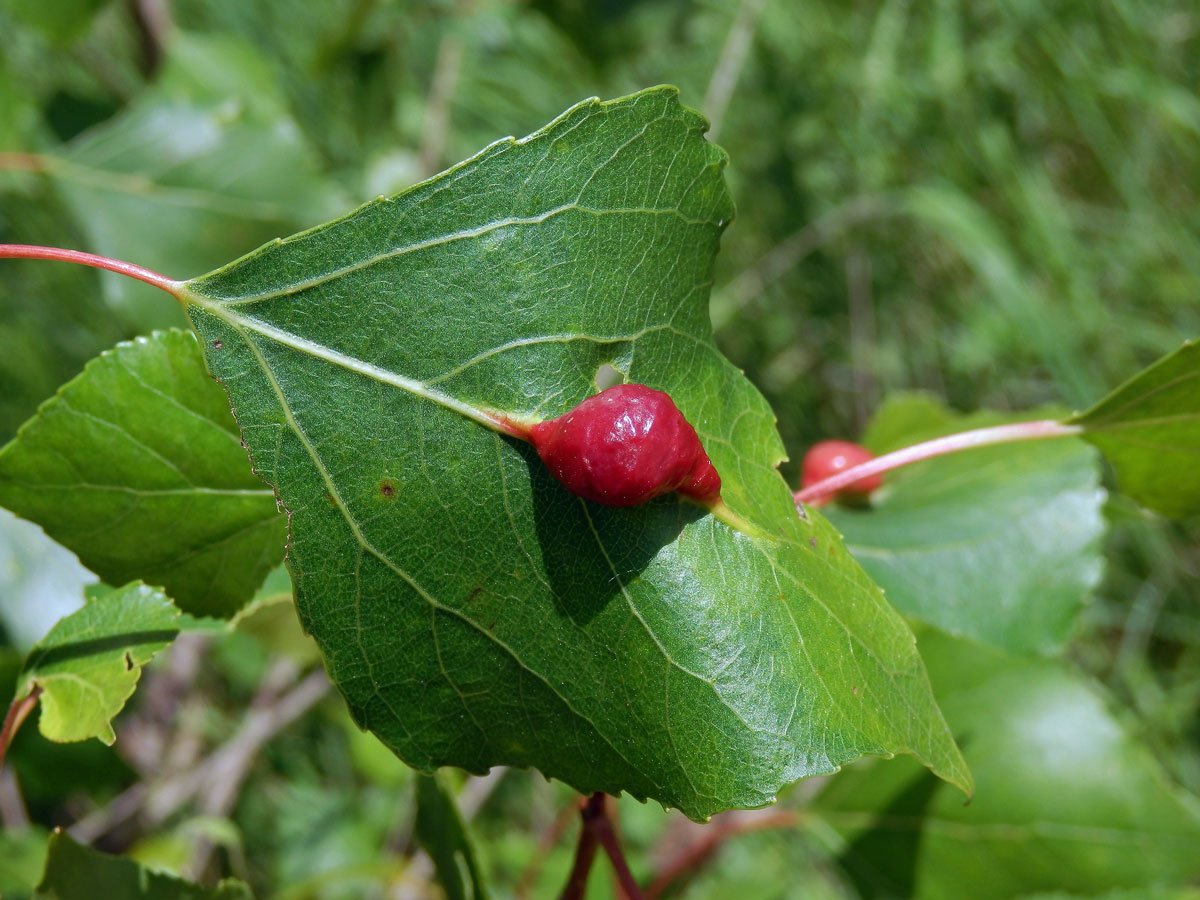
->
(14, 582), (178, 744)
(0, 329), (286, 618)
(2, 0), (112, 45)
(0, 827), (49, 900)
(1069, 340), (1200, 518)
(824, 395), (1107, 656)
(33, 830), (254, 900)
(40, 31), (345, 332)
(179, 86), (969, 818)
(0, 186), (131, 442)
(415, 773), (489, 900)
(815, 631), (1200, 900)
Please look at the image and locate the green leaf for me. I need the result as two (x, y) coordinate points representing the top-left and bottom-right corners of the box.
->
(1068, 340), (1200, 518)
(3, 0), (112, 44)
(0, 827), (49, 900)
(0, 329), (287, 618)
(415, 773), (490, 900)
(179, 86), (969, 819)
(815, 632), (1200, 900)
(33, 830), (254, 900)
(0, 185), (131, 442)
(15, 582), (180, 744)
(825, 396), (1107, 656)
(41, 31), (345, 332)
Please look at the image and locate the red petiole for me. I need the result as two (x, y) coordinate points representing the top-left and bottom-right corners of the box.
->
(0, 244), (183, 297)
(793, 419), (1083, 507)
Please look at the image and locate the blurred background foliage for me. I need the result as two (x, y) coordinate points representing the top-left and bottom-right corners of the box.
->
(1, 0), (1199, 898)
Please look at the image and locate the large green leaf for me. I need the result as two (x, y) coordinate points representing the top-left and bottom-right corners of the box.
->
(825, 396), (1107, 656)
(179, 86), (969, 819)
(815, 631), (1200, 900)
(0, 329), (286, 618)
(14, 582), (179, 744)
(34, 830), (254, 900)
(1068, 340), (1200, 518)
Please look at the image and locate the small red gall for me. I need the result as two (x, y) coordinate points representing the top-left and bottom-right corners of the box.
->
(801, 439), (882, 503)
(529, 383), (721, 507)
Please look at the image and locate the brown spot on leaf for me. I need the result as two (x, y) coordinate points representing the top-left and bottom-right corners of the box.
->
(379, 478), (397, 498)
(809, 536), (818, 548)
(211, 340), (223, 350)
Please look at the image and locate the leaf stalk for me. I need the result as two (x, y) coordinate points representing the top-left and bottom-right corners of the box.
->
(0, 243), (183, 297)
(0, 686), (42, 773)
(794, 419), (1084, 506)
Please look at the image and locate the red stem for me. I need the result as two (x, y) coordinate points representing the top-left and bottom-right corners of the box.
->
(559, 793), (645, 900)
(559, 795), (601, 900)
(0, 687), (42, 773)
(586, 793), (643, 900)
(0, 244), (182, 297)
(794, 419), (1083, 506)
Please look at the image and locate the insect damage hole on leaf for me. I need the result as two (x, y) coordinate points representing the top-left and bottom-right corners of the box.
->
(594, 364), (625, 391)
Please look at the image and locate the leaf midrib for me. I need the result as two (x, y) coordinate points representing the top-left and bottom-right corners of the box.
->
(188, 300), (941, 770)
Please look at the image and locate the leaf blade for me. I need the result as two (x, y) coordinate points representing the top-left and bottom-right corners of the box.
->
(0, 329), (287, 618)
(15, 582), (179, 744)
(182, 87), (969, 818)
(1068, 340), (1200, 518)
(827, 397), (1108, 655)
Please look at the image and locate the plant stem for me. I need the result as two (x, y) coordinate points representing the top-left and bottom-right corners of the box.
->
(559, 795), (601, 900)
(0, 687), (42, 773)
(0, 243), (182, 297)
(794, 419), (1084, 505)
(559, 793), (645, 900)
(585, 793), (644, 900)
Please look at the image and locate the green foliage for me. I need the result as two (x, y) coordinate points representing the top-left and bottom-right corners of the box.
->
(14, 582), (179, 744)
(42, 31), (346, 332)
(0, 826), (50, 900)
(1, 1), (1198, 897)
(182, 87), (968, 818)
(0, 330), (286, 618)
(34, 830), (254, 900)
(826, 396), (1107, 655)
(415, 773), (489, 900)
(1070, 340), (1200, 518)
(816, 631), (1200, 900)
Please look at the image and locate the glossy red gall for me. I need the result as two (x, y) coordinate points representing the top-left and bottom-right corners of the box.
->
(529, 383), (722, 507)
(801, 439), (882, 503)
